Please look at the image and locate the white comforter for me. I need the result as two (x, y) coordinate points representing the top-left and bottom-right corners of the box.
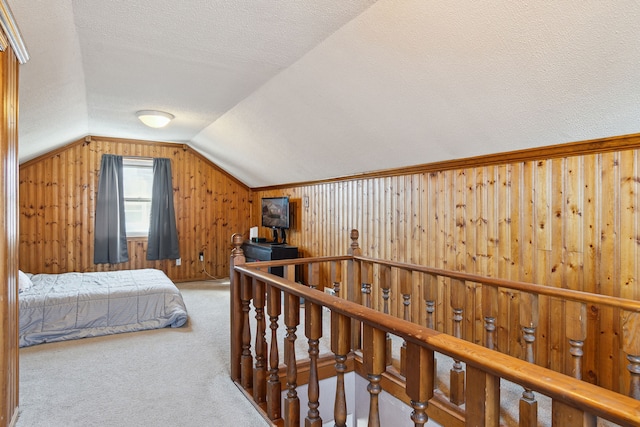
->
(19, 269), (188, 347)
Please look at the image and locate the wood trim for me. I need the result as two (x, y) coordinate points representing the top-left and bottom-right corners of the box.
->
(0, 0), (28, 63)
(0, 24), (7, 51)
(0, 39), (20, 427)
(355, 255), (640, 312)
(253, 132), (640, 191)
(8, 408), (18, 427)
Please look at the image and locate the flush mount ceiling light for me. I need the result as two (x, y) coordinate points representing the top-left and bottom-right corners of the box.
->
(136, 110), (174, 128)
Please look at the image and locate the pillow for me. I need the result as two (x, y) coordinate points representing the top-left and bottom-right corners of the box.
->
(18, 270), (32, 293)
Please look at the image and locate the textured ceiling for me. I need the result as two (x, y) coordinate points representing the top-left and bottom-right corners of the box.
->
(9, 0), (640, 187)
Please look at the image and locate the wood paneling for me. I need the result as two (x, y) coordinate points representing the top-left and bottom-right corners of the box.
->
(19, 136), (252, 282)
(0, 39), (20, 427)
(252, 135), (640, 393)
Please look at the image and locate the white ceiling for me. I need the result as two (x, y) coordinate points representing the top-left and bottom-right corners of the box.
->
(9, 1), (640, 188)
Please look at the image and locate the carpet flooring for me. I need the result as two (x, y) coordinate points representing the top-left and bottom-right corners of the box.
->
(16, 280), (269, 427)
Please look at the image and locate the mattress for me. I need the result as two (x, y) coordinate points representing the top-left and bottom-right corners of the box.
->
(19, 269), (188, 347)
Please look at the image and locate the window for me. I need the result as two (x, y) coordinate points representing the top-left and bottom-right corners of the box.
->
(122, 157), (154, 237)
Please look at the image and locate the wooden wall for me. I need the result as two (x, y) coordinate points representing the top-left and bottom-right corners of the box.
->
(0, 34), (20, 427)
(18, 136), (252, 282)
(252, 133), (640, 394)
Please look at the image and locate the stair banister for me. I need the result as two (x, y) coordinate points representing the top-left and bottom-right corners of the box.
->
(235, 263), (640, 426)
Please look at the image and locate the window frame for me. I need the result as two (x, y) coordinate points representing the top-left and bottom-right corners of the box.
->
(122, 157), (154, 238)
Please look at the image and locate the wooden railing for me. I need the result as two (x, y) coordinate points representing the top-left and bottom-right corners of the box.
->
(230, 231), (640, 426)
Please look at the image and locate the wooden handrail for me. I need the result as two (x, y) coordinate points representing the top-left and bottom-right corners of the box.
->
(355, 255), (640, 313)
(243, 253), (640, 313)
(235, 264), (640, 426)
(243, 255), (352, 268)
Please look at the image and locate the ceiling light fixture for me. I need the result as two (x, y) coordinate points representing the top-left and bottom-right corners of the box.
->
(136, 110), (174, 128)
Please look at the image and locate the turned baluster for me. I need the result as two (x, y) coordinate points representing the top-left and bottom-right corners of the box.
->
(331, 311), (352, 427)
(361, 261), (373, 309)
(483, 285), (498, 350)
(253, 279), (268, 404)
(240, 274), (254, 390)
(405, 342), (435, 427)
(284, 293), (300, 427)
(379, 264), (392, 366)
(305, 301), (323, 427)
(519, 292), (539, 427)
(424, 273), (437, 330)
(363, 324), (386, 427)
(423, 272), (438, 384)
(230, 233), (246, 381)
(450, 278), (465, 405)
(622, 311), (640, 399)
(566, 300), (587, 380)
(347, 229), (362, 350)
(380, 265), (391, 316)
(266, 285), (282, 420)
(331, 261), (342, 298)
(399, 268), (412, 376)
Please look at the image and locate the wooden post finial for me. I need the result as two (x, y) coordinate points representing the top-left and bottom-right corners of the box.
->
(349, 229), (361, 255)
(231, 233), (244, 254)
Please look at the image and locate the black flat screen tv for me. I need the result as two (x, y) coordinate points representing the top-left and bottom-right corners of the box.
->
(261, 196), (290, 229)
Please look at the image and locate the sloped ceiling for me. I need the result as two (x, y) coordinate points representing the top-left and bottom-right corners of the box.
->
(9, 1), (640, 188)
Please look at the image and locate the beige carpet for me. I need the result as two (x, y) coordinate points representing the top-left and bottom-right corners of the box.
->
(16, 280), (269, 427)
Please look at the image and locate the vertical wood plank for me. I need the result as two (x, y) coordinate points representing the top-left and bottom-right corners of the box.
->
(19, 137), (252, 281)
(582, 153), (599, 384)
(599, 151), (619, 391)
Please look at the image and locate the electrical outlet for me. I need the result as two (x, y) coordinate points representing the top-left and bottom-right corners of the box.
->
(176, 258), (181, 266)
(199, 252), (204, 262)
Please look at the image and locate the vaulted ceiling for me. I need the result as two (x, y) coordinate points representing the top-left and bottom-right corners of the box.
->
(9, 1), (640, 187)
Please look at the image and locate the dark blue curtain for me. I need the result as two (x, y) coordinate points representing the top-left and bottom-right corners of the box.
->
(94, 154), (129, 264)
(147, 158), (180, 260)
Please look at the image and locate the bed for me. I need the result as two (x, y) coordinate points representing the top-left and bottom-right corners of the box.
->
(18, 268), (188, 347)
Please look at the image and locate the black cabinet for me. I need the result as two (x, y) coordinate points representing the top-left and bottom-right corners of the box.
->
(241, 240), (298, 278)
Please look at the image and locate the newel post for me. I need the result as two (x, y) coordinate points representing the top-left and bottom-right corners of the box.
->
(347, 229), (362, 350)
(230, 233), (246, 382)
